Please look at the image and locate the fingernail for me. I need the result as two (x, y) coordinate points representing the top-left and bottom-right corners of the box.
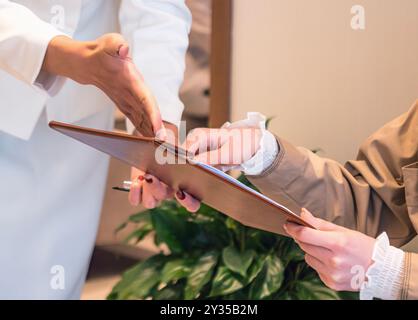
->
(145, 177), (153, 184)
(176, 190), (186, 200)
(138, 175), (144, 181)
(156, 128), (167, 141)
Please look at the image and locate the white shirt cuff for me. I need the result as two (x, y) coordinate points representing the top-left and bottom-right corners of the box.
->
(219, 112), (279, 175)
(242, 130), (278, 175)
(360, 232), (405, 300)
(35, 71), (66, 96)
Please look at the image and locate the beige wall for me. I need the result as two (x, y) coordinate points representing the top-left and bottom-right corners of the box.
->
(231, 0), (418, 162)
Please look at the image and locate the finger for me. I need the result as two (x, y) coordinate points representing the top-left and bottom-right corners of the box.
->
(128, 168), (144, 206)
(182, 129), (211, 157)
(175, 190), (200, 213)
(283, 222), (339, 249)
(104, 33), (129, 57)
(131, 167), (145, 181)
(128, 179), (142, 206)
(301, 208), (345, 231)
(142, 181), (158, 209)
(296, 241), (333, 262)
(117, 44), (130, 59)
(131, 82), (164, 138)
(143, 174), (170, 201)
(305, 254), (329, 275)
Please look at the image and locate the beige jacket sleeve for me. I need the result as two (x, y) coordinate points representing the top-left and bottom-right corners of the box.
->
(248, 101), (418, 299)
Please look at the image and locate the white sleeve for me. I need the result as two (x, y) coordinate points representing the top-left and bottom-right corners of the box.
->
(0, 1), (65, 91)
(242, 129), (279, 176)
(119, 0), (191, 130)
(219, 112), (279, 175)
(0, 1), (66, 140)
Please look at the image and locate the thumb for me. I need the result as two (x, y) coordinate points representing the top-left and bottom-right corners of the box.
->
(101, 33), (129, 57)
(117, 44), (130, 59)
(301, 208), (341, 231)
(149, 95), (166, 140)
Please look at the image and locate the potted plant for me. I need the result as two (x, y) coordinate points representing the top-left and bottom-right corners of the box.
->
(108, 175), (357, 300)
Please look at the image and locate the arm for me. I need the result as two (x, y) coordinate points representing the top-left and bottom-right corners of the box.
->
(249, 102), (418, 247)
(0, 1), (66, 139)
(0, 0), (64, 89)
(119, 0), (191, 130)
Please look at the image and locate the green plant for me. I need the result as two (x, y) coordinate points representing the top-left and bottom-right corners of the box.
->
(108, 175), (357, 300)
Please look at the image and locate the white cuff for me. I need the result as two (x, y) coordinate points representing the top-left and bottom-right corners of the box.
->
(360, 232), (405, 300)
(35, 71), (66, 97)
(219, 112), (279, 175)
(242, 130), (278, 175)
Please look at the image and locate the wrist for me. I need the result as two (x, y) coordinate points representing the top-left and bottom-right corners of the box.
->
(42, 35), (96, 84)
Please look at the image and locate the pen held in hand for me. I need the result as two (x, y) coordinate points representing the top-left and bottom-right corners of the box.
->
(112, 180), (132, 193)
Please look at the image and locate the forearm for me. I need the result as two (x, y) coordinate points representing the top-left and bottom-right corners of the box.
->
(248, 138), (360, 230)
(249, 105), (418, 245)
(41, 35), (94, 84)
(0, 0), (64, 85)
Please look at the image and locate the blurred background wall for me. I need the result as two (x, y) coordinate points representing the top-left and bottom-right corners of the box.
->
(230, 0), (418, 163)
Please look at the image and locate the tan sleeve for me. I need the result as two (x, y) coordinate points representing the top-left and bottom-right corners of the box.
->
(248, 101), (418, 247)
(401, 252), (418, 299)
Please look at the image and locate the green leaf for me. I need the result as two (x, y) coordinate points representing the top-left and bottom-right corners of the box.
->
(237, 174), (260, 191)
(128, 210), (151, 223)
(196, 203), (225, 221)
(194, 219), (231, 249)
(123, 224), (153, 244)
(246, 255), (266, 284)
(225, 217), (239, 231)
(154, 283), (184, 300)
(222, 246), (255, 277)
(209, 266), (245, 297)
(265, 116), (275, 129)
(151, 208), (196, 254)
(108, 255), (166, 300)
(249, 255), (284, 299)
(338, 291), (359, 300)
(278, 238), (305, 265)
(184, 251), (219, 300)
(161, 258), (193, 284)
(114, 222), (127, 234)
(294, 279), (340, 300)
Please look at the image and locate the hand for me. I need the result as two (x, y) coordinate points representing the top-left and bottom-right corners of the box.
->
(284, 208), (376, 292)
(128, 167), (200, 212)
(183, 127), (262, 166)
(162, 127), (262, 212)
(42, 34), (164, 138)
(127, 123), (199, 212)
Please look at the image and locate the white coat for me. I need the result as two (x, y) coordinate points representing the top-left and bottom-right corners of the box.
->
(0, 0), (190, 299)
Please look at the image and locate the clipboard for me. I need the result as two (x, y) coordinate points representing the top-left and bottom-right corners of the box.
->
(49, 121), (314, 236)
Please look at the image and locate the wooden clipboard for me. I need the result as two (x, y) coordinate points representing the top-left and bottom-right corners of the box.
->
(49, 121), (313, 236)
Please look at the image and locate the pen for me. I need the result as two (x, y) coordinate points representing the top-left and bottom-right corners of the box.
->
(112, 180), (132, 192)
